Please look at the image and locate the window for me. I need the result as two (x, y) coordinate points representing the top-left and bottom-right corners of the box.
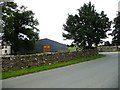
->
(47, 46), (50, 48)
(44, 46), (47, 48)
(43, 45), (50, 49)
(43, 45), (51, 52)
(5, 50), (7, 54)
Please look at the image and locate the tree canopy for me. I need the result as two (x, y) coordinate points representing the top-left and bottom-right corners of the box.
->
(111, 12), (120, 46)
(63, 2), (111, 49)
(1, 2), (39, 54)
(104, 41), (111, 46)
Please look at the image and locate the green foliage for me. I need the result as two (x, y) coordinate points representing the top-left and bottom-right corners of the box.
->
(1, 54), (105, 79)
(63, 2), (111, 49)
(67, 47), (76, 51)
(104, 41), (111, 46)
(1, 2), (39, 54)
(111, 12), (120, 46)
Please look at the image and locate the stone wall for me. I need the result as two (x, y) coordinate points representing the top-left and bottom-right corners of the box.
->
(97, 46), (120, 52)
(2, 49), (98, 72)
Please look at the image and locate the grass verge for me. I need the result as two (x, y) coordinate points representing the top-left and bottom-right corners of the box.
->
(99, 50), (120, 52)
(1, 54), (105, 79)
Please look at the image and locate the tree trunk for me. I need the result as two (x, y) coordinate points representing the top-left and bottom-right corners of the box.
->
(88, 41), (92, 49)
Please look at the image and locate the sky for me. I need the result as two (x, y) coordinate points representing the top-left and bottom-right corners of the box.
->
(14, 0), (120, 45)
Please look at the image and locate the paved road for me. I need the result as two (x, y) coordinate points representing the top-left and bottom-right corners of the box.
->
(2, 52), (118, 88)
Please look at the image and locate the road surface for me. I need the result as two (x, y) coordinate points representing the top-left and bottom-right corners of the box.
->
(2, 52), (118, 88)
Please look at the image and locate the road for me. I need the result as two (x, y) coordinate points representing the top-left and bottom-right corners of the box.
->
(2, 52), (118, 88)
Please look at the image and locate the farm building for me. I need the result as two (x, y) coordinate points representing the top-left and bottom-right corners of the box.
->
(35, 38), (67, 53)
(0, 37), (11, 55)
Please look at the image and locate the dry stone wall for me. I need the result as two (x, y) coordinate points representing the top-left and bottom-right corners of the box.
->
(2, 49), (98, 72)
(97, 46), (120, 52)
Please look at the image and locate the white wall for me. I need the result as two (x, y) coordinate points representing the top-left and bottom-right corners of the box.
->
(1, 46), (11, 55)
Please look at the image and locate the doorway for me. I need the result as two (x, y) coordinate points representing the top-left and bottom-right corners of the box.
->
(43, 45), (51, 52)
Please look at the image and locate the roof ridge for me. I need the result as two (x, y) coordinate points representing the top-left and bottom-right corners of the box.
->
(38, 38), (66, 45)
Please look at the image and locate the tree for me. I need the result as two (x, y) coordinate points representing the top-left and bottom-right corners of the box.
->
(63, 2), (111, 49)
(104, 41), (111, 46)
(111, 12), (120, 48)
(1, 2), (39, 54)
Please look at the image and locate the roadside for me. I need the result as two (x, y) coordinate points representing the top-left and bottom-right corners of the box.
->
(2, 52), (118, 88)
(1, 54), (105, 79)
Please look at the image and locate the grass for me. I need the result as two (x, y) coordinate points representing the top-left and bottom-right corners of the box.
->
(116, 50), (120, 52)
(67, 47), (76, 51)
(99, 50), (120, 52)
(67, 47), (82, 51)
(1, 54), (105, 79)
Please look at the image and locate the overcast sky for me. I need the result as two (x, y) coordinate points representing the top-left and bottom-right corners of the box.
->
(14, 0), (120, 45)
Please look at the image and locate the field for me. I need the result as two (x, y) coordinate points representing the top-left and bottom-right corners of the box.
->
(67, 47), (77, 51)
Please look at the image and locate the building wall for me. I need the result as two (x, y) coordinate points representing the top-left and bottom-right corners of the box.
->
(35, 39), (67, 53)
(1, 46), (11, 55)
(0, 38), (11, 55)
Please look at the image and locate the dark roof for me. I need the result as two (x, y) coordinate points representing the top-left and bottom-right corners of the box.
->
(35, 38), (67, 52)
(39, 38), (66, 46)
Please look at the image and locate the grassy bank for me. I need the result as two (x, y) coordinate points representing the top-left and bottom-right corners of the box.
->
(1, 54), (105, 79)
(99, 50), (120, 52)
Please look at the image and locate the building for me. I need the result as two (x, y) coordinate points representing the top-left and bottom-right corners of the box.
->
(35, 38), (67, 53)
(2, 44), (11, 55)
(0, 37), (11, 55)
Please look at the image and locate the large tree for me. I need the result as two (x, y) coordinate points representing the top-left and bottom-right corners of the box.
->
(111, 12), (120, 47)
(63, 2), (111, 49)
(1, 2), (39, 54)
(104, 41), (111, 46)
